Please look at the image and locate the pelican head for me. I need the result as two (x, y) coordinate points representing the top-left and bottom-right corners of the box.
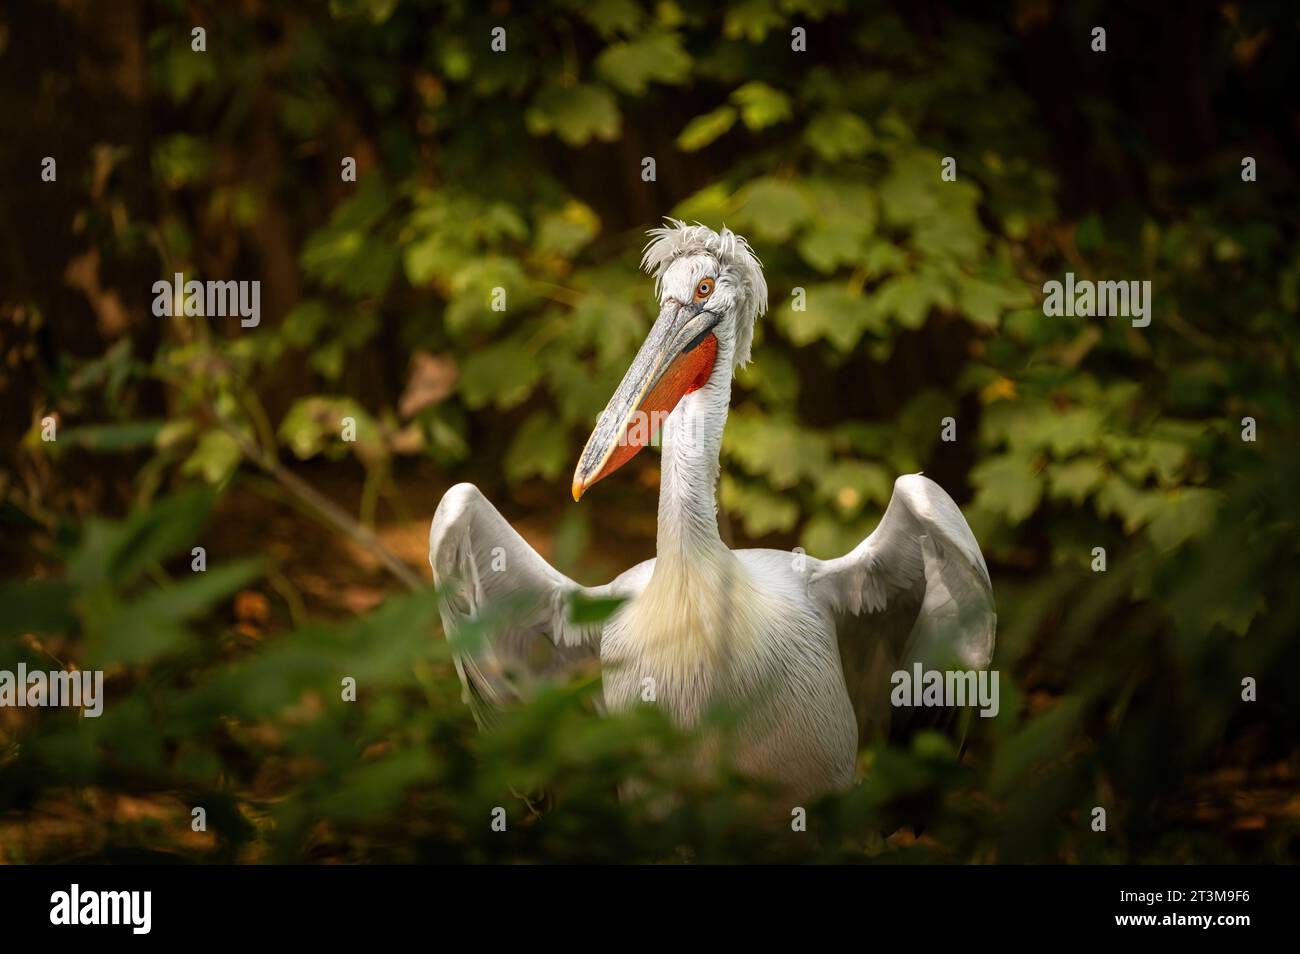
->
(572, 220), (768, 501)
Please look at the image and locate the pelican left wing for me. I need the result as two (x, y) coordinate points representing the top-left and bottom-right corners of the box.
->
(808, 474), (996, 738)
(429, 483), (615, 726)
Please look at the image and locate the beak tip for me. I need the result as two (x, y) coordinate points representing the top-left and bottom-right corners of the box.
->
(571, 477), (585, 502)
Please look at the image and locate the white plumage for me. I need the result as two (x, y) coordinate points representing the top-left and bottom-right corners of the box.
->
(429, 220), (995, 798)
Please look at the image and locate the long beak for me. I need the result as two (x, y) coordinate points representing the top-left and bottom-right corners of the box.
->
(572, 301), (720, 501)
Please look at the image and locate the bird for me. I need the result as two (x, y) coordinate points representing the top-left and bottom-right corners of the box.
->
(429, 220), (995, 798)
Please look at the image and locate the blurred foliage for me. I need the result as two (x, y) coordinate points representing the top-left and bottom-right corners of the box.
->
(1, 0), (1298, 862)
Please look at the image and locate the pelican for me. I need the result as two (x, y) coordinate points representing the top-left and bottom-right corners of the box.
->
(430, 220), (995, 798)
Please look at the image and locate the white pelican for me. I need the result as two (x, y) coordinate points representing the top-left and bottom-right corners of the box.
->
(430, 220), (995, 797)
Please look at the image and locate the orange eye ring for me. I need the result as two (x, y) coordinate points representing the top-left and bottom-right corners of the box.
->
(694, 278), (715, 301)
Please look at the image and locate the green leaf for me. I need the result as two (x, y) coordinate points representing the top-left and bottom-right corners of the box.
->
(130, 559), (265, 626)
(731, 178), (812, 241)
(574, 0), (643, 37)
(731, 82), (792, 131)
(875, 273), (937, 330)
(318, 749), (439, 821)
(278, 396), (382, 460)
(506, 413), (569, 483)
(735, 349), (799, 404)
(1047, 458), (1105, 505)
(800, 512), (878, 560)
(721, 474), (800, 536)
(526, 84), (621, 146)
(459, 340), (543, 410)
(670, 182), (732, 223)
(68, 489), (216, 590)
(86, 559), (264, 667)
(595, 31), (691, 95)
(1147, 488), (1221, 551)
(152, 134), (212, 189)
(181, 430), (243, 485)
(569, 595), (626, 625)
(723, 0), (785, 42)
(797, 224), (866, 273)
(989, 697), (1085, 796)
(775, 284), (884, 352)
(971, 453), (1043, 525)
(300, 178), (399, 297)
(804, 111), (873, 161)
(814, 461), (894, 515)
(535, 202), (601, 257)
(0, 581), (78, 639)
(62, 421), (165, 452)
(723, 410), (830, 489)
(443, 257), (531, 336)
(958, 273), (1033, 329)
(676, 106), (737, 152)
(1094, 474), (1165, 533)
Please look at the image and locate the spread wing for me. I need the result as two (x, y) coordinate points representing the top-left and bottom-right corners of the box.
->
(808, 474), (996, 742)
(429, 483), (617, 727)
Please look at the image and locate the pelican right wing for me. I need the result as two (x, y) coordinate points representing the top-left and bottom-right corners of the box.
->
(429, 483), (616, 727)
(807, 474), (996, 739)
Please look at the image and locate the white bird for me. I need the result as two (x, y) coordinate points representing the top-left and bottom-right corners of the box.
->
(429, 220), (995, 798)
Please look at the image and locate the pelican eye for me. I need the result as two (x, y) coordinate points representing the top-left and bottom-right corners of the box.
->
(694, 278), (715, 302)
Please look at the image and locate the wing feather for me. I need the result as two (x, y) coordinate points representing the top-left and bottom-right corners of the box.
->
(429, 483), (615, 726)
(808, 474), (996, 740)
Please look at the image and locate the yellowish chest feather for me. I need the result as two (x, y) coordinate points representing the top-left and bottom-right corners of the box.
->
(619, 557), (768, 677)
